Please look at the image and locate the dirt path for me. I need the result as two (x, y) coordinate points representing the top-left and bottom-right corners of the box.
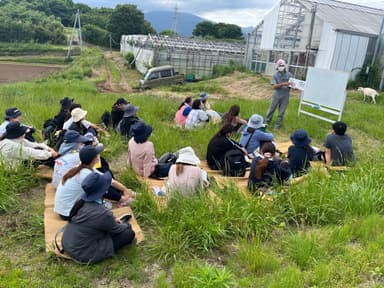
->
(97, 52), (132, 94)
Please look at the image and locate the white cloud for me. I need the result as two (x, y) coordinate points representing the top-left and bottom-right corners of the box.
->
(77, 0), (384, 27)
(198, 8), (268, 27)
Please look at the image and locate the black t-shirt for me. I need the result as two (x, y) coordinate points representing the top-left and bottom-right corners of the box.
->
(288, 145), (313, 176)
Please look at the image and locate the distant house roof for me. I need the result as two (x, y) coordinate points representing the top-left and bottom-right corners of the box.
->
(299, 0), (384, 36)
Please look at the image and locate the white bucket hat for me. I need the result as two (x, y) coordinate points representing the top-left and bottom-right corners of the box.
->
(247, 114), (265, 129)
(176, 146), (200, 166)
(71, 108), (87, 122)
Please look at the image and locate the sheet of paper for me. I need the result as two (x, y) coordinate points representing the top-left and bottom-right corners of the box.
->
(289, 77), (306, 91)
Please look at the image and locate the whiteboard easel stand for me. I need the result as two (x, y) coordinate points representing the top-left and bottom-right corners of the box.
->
(297, 67), (349, 124)
(298, 95), (345, 124)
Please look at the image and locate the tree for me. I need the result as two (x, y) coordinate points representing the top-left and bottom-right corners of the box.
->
(107, 4), (155, 48)
(82, 24), (109, 46)
(193, 21), (243, 40)
(160, 29), (177, 37)
(192, 21), (215, 37)
(214, 23), (243, 39)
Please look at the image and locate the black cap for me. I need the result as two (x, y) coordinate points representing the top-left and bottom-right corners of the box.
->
(5, 107), (22, 120)
(3, 122), (28, 139)
(114, 98), (129, 105)
(79, 145), (104, 165)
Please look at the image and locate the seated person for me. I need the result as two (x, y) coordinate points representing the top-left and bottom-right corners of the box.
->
(116, 105), (140, 138)
(52, 130), (89, 188)
(324, 121), (355, 166)
(61, 171), (135, 264)
(54, 145), (135, 220)
(0, 122), (57, 169)
(54, 97), (74, 130)
(248, 142), (291, 193)
(165, 146), (208, 196)
(68, 108), (94, 135)
(63, 106), (103, 135)
(199, 92), (221, 124)
(185, 99), (209, 129)
(222, 104), (247, 130)
(199, 92), (211, 110)
(127, 121), (158, 178)
(206, 124), (247, 170)
(111, 98), (129, 128)
(240, 114), (274, 154)
(288, 129), (317, 177)
(101, 98), (130, 129)
(174, 97), (192, 127)
(0, 107), (36, 142)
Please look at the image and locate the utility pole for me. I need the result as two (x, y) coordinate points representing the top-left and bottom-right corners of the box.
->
(67, 9), (82, 59)
(171, 3), (178, 36)
(109, 33), (112, 53)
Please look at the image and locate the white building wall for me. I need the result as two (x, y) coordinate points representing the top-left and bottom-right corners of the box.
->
(331, 33), (369, 76)
(315, 22), (337, 69)
(120, 35), (154, 74)
(260, 2), (280, 49)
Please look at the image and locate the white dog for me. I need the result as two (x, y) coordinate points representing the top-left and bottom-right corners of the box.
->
(358, 87), (379, 104)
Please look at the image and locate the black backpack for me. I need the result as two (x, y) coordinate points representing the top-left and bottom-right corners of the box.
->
(42, 118), (59, 147)
(154, 152), (178, 178)
(223, 149), (247, 177)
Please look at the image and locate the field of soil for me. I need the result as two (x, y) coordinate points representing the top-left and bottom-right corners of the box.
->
(0, 63), (61, 83)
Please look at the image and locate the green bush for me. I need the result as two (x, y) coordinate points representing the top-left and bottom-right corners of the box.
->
(347, 61), (381, 90)
(124, 52), (135, 68)
(212, 60), (246, 78)
(173, 261), (235, 288)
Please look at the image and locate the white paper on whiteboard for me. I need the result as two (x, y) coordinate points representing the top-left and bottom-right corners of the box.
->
(302, 68), (349, 110)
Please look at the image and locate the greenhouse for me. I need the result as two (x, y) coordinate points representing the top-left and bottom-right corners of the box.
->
(245, 0), (384, 88)
(120, 34), (245, 79)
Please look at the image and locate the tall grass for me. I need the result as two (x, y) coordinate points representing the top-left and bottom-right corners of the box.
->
(0, 164), (38, 212)
(173, 261), (235, 288)
(0, 47), (384, 286)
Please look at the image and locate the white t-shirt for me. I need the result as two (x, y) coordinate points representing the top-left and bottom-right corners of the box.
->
(54, 168), (93, 217)
(0, 120), (9, 137)
(52, 151), (81, 188)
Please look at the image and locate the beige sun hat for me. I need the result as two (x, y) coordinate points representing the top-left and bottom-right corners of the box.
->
(71, 108), (87, 122)
(176, 146), (200, 166)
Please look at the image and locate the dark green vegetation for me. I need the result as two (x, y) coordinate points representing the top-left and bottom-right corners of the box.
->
(0, 0), (245, 50)
(193, 21), (244, 40)
(1, 48), (384, 287)
(0, 0), (154, 48)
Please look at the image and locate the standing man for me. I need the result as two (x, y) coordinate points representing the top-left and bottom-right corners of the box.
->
(265, 59), (292, 130)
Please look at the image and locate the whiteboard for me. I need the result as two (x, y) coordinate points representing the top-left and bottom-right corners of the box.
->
(302, 67), (349, 110)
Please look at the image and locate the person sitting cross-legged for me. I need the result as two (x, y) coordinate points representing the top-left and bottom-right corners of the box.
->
(61, 171), (135, 264)
(165, 146), (209, 196)
(240, 114), (274, 155)
(324, 121), (355, 166)
(52, 130), (90, 188)
(54, 145), (135, 221)
(206, 124), (247, 170)
(0, 122), (58, 169)
(0, 107), (36, 142)
(185, 99), (209, 129)
(248, 142), (292, 193)
(127, 121), (158, 178)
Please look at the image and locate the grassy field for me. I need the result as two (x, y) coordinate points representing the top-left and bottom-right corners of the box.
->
(0, 47), (384, 287)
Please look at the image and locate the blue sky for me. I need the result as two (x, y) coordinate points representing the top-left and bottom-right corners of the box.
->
(75, 0), (384, 27)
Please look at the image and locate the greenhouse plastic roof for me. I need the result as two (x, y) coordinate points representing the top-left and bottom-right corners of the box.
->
(298, 0), (384, 36)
